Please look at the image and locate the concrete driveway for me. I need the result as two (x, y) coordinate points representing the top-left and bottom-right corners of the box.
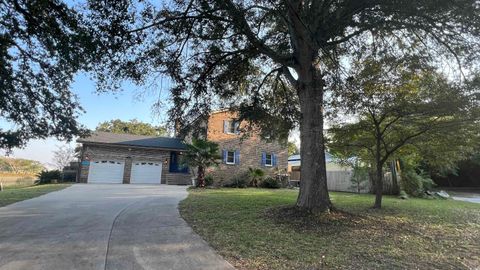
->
(452, 194), (480, 204)
(0, 184), (234, 270)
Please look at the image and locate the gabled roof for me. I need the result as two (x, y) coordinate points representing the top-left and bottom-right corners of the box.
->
(77, 131), (186, 150)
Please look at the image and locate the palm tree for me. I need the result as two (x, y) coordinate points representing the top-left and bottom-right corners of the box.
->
(248, 167), (265, 187)
(182, 138), (221, 187)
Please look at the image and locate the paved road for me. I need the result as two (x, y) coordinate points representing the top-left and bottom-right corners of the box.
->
(452, 195), (480, 204)
(0, 184), (234, 270)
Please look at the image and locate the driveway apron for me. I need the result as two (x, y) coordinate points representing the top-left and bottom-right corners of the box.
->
(0, 184), (234, 270)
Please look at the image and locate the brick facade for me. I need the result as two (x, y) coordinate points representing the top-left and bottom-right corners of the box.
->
(78, 144), (191, 185)
(205, 111), (288, 183)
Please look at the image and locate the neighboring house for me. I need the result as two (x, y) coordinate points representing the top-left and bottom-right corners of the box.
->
(197, 110), (288, 183)
(77, 132), (190, 185)
(288, 153), (348, 176)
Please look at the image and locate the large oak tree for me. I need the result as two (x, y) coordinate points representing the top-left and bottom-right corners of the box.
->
(3, 0), (480, 212)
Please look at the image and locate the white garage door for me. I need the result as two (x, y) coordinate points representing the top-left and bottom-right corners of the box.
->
(130, 161), (162, 184)
(88, 160), (125, 184)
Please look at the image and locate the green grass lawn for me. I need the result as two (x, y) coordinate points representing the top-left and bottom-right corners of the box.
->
(180, 188), (480, 270)
(0, 184), (72, 207)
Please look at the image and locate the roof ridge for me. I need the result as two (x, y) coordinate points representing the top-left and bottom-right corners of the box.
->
(91, 131), (175, 139)
(77, 131), (185, 150)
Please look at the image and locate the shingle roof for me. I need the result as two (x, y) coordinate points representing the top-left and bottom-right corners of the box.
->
(77, 131), (186, 150)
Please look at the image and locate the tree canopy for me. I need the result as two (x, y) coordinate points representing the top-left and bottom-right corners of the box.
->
(95, 119), (168, 137)
(0, 0), (92, 149)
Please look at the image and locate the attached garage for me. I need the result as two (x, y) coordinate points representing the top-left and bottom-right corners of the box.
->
(87, 160), (125, 184)
(130, 161), (162, 184)
(77, 132), (192, 185)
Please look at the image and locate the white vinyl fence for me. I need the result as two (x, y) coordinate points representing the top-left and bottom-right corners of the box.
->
(327, 170), (355, 192)
(290, 169), (394, 194)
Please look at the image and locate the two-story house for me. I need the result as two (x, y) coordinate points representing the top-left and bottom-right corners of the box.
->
(201, 110), (288, 183)
(76, 110), (287, 185)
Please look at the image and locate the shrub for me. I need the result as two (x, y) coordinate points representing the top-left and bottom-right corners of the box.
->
(248, 167), (265, 187)
(36, 170), (62, 184)
(399, 190), (409, 200)
(401, 169), (435, 197)
(260, 176), (281, 189)
(204, 174), (214, 186)
(223, 171), (249, 188)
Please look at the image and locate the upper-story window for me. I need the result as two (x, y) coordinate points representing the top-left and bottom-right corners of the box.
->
(224, 120), (239, 134)
(261, 152), (277, 167)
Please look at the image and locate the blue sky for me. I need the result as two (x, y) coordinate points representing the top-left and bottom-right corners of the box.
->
(2, 72), (172, 168)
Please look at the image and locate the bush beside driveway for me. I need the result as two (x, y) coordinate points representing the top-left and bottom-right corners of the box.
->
(180, 188), (480, 270)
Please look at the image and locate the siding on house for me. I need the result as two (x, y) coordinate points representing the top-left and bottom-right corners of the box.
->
(78, 144), (191, 185)
(205, 111), (288, 183)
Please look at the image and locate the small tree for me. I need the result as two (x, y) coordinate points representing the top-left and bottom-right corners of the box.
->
(287, 142), (300, 156)
(183, 139), (221, 187)
(350, 163), (369, 194)
(52, 145), (76, 170)
(328, 57), (480, 208)
(248, 167), (265, 187)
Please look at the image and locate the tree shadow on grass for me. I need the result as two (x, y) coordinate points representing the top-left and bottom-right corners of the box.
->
(264, 205), (428, 236)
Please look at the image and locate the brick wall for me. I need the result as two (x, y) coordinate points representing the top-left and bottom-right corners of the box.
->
(78, 144), (191, 185)
(206, 111), (288, 184)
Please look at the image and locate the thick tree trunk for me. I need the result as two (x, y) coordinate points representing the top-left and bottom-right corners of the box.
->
(197, 165), (205, 187)
(295, 73), (332, 213)
(286, 3), (331, 213)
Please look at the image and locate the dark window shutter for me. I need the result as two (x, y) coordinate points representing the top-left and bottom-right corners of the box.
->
(234, 121), (240, 134)
(223, 120), (228, 133)
(272, 154), (277, 166)
(235, 150), (240, 165)
(261, 152), (266, 166)
(222, 150), (227, 164)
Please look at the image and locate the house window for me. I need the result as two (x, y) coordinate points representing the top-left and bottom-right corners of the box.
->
(261, 152), (276, 167)
(265, 153), (273, 166)
(223, 149), (239, 165)
(169, 152), (189, 173)
(226, 151), (235, 164)
(224, 120), (239, 134)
